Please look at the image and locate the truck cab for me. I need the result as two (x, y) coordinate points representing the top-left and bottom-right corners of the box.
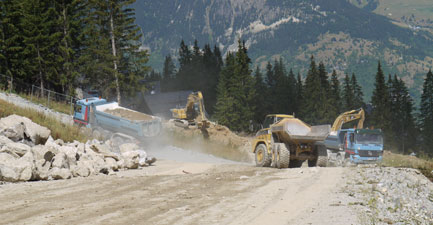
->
(73, 97), (107, 128)
(342, 129), (383, 163)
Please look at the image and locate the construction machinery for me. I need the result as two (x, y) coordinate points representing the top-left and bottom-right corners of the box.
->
(320, 108), (383, 166)
(252, 114), (331, 168)
(73, 97), (162, 144)
(170, 91), (210, 137)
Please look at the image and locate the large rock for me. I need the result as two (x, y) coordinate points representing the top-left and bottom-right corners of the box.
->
(119, 143), (139, 154)
(105, 157), (118, 171)
(34, 159), (50, 180)
(0, 114), (51, 145)
(50, 167), (71, 180)
(71, 160), (92, 177)
(51, 152), (69, 169)
(0, 122), (25, 142)
(58, 146), (77, 166)
(0, 152), (34, 182)
(0, 142), (31, 157)
(90, 143), (119, 161)
(121, 151), (140, 169)
(0, 135), (13, 146)
(31, 145), (58, 162)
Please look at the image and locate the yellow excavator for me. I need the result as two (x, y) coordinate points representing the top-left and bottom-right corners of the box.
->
(170, 91), (210, 137)
(330, 108), (365, 135)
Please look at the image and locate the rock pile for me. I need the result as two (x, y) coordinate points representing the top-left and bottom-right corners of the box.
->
(0, 114), (155, 182)
(345, 166), (433, 224)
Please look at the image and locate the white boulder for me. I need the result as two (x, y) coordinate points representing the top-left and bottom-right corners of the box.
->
(0, 114), (51, 144)
(0, 142), (31, 157)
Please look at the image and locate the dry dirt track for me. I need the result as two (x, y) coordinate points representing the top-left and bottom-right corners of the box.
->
(0, 160), (360, 225)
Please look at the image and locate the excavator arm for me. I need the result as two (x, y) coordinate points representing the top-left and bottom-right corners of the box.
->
(331, 108), (365, 132)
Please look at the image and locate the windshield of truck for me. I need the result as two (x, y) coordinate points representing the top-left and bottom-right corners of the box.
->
(74, 104), (82, 113)
(355, 133), (383, 145)
(263, 116), (274, 129)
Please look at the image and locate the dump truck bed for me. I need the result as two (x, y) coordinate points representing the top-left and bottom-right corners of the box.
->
(270, 118), (330, 142)
(94, 102), (161, 138)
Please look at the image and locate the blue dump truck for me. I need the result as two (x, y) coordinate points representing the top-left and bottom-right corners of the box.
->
(321, 128), (384, 166)
(73, 97), (161, 143)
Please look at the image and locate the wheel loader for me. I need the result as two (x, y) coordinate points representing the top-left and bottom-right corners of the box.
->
(170, 91), (210, 137)
(252, 114), (330, 168)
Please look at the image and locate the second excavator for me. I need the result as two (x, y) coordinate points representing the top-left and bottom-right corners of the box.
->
(170, 91), (210, 137)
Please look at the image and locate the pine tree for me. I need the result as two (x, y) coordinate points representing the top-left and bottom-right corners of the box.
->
(21, 0), (63, 95)
(81, 0), (148, 103)
(302, 56), (322, 124)
(54, 0), (86, 94)
(342, 73), (354, 111)
(161, 55), (176, 92)
(389, 75), (417, 153)
(0, 0), (26, 82)
(253, 66), (267, 124)
(351, 73), (365, 109)
(371, 61), (392, 147)
(294, 72), (304, 117)
(287, 68), (297, 115)
(420, 69), (433, 155)
(330, 70), (342, 118)
(265, 61), (276, 114)
(214, 40), (255, 132)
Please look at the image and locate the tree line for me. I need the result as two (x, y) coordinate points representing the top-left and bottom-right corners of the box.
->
(0, 0), (147, 103)
(155, 39), (432, 156)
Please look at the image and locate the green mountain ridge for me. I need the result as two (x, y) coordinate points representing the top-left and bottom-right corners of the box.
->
(133, 0), (433, 102)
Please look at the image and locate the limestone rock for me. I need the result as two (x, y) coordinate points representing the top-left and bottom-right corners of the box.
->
(0, 152), (34, 182)
(31, 145), (58, 161)
(34, 159), (50, 180)
(51, 152), (69, 169)
(0, 114), (51, 145)
(105, 157), (118, 171)
(58, 146), (77, 166)
(0, 122), (25, 142)
(71, 160), (91, 177)
(0, 142), (31, 157)
(121, 151), (140, 169)
(50, 167), (71, 180)
(0, 135), (13, 146)
(90, 143), (119, 161)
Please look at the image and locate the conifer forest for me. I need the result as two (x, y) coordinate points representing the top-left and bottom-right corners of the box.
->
(1, 0), (433, 156)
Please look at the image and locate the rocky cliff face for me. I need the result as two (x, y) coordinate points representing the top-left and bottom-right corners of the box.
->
(134, 0), (433, 100)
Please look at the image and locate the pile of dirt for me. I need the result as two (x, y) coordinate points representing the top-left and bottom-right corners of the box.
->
(104, 108), (153, 121)
(162, 122), (254, 163)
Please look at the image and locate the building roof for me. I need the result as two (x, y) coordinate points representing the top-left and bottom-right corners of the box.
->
(143, 90), (192, 119)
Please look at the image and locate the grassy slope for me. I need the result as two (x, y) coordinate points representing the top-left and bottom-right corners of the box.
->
(374, 0), (433, 20)
(381, 150), (433, 182)
(0, 99), (87, 143)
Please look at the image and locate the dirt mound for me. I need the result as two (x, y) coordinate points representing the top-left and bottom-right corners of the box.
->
(162, 122), (254, 163)
(104, 108), (153, 121)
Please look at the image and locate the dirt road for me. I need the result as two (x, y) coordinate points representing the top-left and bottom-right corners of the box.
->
(0, 157), (359, 225)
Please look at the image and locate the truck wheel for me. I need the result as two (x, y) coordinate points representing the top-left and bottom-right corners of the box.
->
(317, 155), (328, 167)
(255, 144), (271, 167)
(276, 144), (290, 169)
(316, 145), (328, 167)
(270, 148), (277, 168)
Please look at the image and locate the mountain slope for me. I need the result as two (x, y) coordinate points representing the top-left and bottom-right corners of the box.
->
(133, 0), (433, 101)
